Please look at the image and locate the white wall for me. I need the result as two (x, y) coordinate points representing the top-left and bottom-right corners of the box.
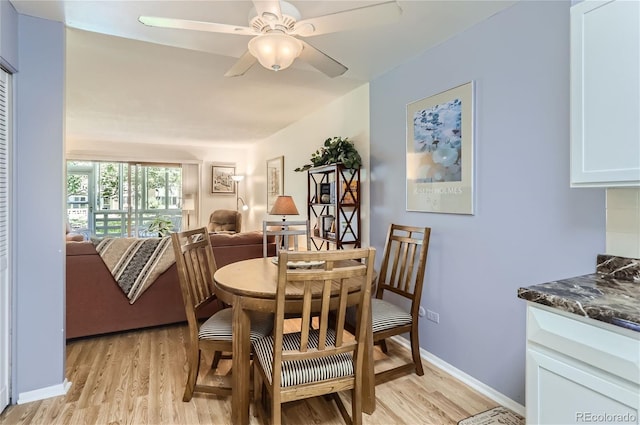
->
(248, 84), (370, 242)
(198, 148), (256, 229)
(606, 188), (640, 258)
(0, 0), (17, 72)
(369, 0), (605, 405)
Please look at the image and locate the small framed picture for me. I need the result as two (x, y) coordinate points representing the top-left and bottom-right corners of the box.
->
(211, 165), (236, 194)
(266, 156), (284, 211)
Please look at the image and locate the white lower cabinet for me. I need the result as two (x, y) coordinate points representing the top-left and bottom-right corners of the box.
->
(526, 304), (640, 425)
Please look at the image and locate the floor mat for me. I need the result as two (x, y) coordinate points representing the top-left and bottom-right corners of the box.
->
(458, 406), (525, 425)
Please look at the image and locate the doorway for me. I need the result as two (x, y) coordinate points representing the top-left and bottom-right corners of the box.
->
(0, 67), (12, 411)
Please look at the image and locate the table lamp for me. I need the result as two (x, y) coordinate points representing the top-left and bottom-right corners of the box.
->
(269, 195), (298, 222)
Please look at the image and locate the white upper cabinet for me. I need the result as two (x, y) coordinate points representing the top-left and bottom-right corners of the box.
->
(570, 0), (640, 187)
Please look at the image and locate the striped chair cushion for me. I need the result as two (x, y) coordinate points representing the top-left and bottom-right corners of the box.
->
(198, 308), (273, 342)
(346, 298), (412, 333)
(252, 329), (354, 387)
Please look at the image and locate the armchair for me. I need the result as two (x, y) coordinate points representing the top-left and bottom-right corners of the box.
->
(207, 209), (242, 233)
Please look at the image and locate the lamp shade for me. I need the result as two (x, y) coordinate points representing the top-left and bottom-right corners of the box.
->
(269, 195), (299, 216)
(183, 194), (195, 211)
(248, 33), (303, 72)
(238, 197), (249, 211)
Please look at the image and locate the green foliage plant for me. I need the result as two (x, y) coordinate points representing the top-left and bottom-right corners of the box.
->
(67, 174), (83, 195)
(148, 216), (174, 237)
(99, 163), (119, 201)
(294, 136), (362, 172)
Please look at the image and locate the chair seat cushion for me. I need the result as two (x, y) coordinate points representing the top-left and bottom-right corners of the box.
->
(199, 308), (273, 342)
(252, 329), (354, 387)
(347, 298), (412, 333)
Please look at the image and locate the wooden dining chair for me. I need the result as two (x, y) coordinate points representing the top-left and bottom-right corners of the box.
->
(347, 224), (431, 384)
(251, 248), (376, 425)
(171, 227), (273, 401)
(262, 220), (311, 257)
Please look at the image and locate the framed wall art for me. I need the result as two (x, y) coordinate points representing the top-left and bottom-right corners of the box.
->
(266, 156), (284, 212)
(406, 81), (474, 214)
(211, 165), (236, 194)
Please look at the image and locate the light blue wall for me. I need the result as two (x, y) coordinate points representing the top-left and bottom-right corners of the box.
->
(0, 0), (17, 72)
(13, 14), (65, 398)
(369, 0), (605, 404)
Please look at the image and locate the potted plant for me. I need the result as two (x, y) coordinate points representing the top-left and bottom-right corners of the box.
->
(294, 136), (362, 172)
(148, 216), (174, 237)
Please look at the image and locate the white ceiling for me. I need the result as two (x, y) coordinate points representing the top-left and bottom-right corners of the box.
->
(11, 0), (517, 147)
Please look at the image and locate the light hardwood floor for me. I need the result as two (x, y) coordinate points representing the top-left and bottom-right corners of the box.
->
(0, 323), (497, 424)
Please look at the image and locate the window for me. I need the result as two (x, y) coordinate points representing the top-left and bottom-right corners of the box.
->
(66, 161), (184, 238)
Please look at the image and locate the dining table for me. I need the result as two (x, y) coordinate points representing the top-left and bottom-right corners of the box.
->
(213, 256), (376, 425)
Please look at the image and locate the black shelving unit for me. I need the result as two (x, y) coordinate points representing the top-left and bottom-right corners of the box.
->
(306, 163), (360, 250)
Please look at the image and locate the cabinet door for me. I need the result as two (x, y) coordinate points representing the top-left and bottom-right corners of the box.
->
(526, 347), (639, 425)
(570, 0), (640, 187)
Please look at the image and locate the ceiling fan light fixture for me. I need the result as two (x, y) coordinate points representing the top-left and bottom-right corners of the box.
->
(248, 33), (302, 72)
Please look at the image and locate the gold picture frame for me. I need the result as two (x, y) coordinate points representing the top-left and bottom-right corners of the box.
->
(211, 165), (236, 194)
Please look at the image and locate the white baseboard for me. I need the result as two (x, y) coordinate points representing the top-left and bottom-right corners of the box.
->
(390, 336), (525, 416)
(17, 379), (71, 405)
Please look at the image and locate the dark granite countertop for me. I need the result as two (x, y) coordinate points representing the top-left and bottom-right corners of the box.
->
(518, 255), (640, 333)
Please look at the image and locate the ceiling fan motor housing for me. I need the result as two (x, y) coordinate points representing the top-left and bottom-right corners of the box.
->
(248, 0), (301, 33)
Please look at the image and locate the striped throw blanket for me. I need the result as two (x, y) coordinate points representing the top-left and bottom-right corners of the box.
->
(93, 237), (175, 304)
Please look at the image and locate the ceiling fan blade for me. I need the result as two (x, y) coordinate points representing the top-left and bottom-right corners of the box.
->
(139, 16), (254, 36)
(224, 51), (258, 77)
(292, 1), (402, 37)
(252, 0), (283, 20)
(298, 40), (347, 78)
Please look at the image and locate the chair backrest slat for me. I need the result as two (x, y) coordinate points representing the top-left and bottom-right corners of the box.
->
(317, 278), (333, 351)
(402, 242), (417, 293)
(300, 284), (312, 352)
(334, 282), (349, 347)
(376, 224), (430, 307)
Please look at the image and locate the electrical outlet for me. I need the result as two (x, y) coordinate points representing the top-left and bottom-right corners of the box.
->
(418, 306), (426, 317)
(426, 309), (439, 324)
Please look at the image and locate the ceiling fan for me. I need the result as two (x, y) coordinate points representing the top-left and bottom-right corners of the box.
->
(139, 0), (402, 78)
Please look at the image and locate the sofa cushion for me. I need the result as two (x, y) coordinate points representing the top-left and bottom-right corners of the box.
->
(66, 241), (98, 256)
(210, 231), (274, 246)
(67, 233), (274, 255)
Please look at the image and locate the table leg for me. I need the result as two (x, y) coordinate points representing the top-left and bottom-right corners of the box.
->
(362, 302), (376, 414)
(231, 297), (251, 425)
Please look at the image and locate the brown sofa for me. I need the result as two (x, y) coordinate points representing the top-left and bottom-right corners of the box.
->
(66, 231), (275, 339)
